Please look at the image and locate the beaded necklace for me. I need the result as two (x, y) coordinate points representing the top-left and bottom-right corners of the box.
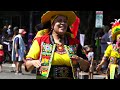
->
(50, 34), (68, 54)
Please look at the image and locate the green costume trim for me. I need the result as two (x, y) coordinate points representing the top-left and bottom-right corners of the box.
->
(64, 45), (78, 79)
(36, 43), (78, 79)
(110, 64), (117, 79)
(36, 43), (56, 79)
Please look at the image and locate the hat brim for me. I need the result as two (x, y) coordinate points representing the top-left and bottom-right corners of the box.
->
(41, 11), (76, 26)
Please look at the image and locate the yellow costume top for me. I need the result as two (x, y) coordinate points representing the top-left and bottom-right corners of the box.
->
(26, 39), (71, 66)
(104, 44), (120, 59)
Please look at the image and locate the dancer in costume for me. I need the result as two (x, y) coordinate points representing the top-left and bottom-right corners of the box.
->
(96, 19), (120, 79)
(24, 11), (90, 79)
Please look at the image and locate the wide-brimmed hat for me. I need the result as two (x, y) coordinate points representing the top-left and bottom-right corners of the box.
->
(41, 11), (76, 26)
(0, 44), (3, 49)
(111, 19), (120, 41)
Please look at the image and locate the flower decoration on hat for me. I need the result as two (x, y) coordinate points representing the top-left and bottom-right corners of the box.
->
(70, 16), (80, 38)
(111, 19), (120, 41)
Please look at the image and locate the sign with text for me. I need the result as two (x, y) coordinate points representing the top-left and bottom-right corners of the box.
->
(95, 11), (103, 28)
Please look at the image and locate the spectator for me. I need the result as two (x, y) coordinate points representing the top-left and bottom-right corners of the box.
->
(7, 24), (13, 38)
(0, 44), (4, 72)
(87, 45), (94, 79)
(11, 28), (26, 75)
(11, 26), (19, 72)
(100, 25), (110, 57)
(107, 29), (113, 44)
(95, 27), (104, 60)
(100, 26), (110, 72)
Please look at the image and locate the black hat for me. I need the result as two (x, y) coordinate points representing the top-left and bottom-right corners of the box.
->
(13, 26), (19, 31)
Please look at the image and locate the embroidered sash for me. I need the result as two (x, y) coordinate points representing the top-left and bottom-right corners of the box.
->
(36, 43), (78, 79)
(65, 45), (78, 79)
(36, 43), (56, 79)
(110, 64), (117, 79)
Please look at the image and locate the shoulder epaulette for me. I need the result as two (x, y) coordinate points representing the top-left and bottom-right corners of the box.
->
(33, 29), (49, 41)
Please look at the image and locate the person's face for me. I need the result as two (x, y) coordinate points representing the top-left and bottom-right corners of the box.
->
(117, 35), (120, 43)
(52, 16), (68, 35)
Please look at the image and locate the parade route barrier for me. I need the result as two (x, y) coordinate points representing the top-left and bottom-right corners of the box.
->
(79, 71), (89, 79)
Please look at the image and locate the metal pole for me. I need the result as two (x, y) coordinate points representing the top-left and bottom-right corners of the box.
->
(20, 15), (21, 28)
(29, 11), (33, 33)
(11, 16), (12, 25)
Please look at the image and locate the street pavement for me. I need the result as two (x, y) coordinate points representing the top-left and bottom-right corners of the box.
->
(0, 63), (106, 79)
(78, 71), (106, 79)
(1, 63), (36, 79)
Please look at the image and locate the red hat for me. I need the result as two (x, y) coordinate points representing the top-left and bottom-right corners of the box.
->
(19, 29), (26, 35)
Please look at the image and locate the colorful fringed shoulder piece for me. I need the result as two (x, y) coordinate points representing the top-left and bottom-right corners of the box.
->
(111, 19), (120, 41)
(33, 29), (74, 40)
(34, 29), (49, 39)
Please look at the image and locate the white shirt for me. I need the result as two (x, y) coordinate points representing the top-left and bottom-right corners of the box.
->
(87, 52), (94, 61)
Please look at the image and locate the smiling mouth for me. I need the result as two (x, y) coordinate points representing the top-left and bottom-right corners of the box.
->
(60, 27), (65, 29)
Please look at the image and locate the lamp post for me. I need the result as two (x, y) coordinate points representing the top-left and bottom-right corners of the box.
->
(29, 11), (33, 33)
(27, 11), (34, 51)
(95, 11), (103, 61)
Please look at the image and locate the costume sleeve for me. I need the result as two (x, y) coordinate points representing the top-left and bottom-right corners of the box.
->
(26, 40), (40, 60)
(104, 44), (112, 57)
